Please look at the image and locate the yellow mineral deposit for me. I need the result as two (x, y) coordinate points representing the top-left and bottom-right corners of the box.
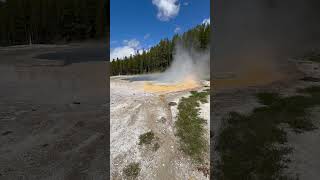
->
(213, 65), (284, 90)
(143, 76), (200, 93)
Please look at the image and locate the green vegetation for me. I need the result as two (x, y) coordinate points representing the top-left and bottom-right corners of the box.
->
(300, 49), (320, 62)
(138, 131), (155, 145)
(139, 131), (160, 151)
(0, 0), (108, 46)
(123, 162), (140, 179)
(175, 90), (209, 162)
(190, 90), (210, 103)
(216, 86), (320, 179)
(111, 24), (210, 75)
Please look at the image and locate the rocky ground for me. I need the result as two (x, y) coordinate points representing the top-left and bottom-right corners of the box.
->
(110, 76), (210, 180)
(0, 43), (108, 180)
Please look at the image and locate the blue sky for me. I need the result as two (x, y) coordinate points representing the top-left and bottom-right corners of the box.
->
(110, 0), (210, 60)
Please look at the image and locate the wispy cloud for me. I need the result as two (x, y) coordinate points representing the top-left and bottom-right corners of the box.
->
(110, 39), (140, 60)
(174, 27), (181, 33)
(110, 40), (118, 44)
(144, 33), (151, 40)
(202, 18), (210, 25)
(152, 0), (180, 21)
(183, 2), (189, 6)
(123, 39), (140, 48)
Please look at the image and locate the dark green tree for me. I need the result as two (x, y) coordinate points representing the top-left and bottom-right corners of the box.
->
(111, 23), (210, 76)
(0, 0), (108, 46)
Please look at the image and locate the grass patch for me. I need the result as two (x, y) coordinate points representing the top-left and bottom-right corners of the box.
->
(175, 90), (209, 162)
(300, 49), (320, 62)
(123, 162), (140, 179)
(216, 86), (320, 179)
(256, 92), (281, 106)
(138, 131), (154, 145)
(300, 76), (320, 82)
(190, 90), (209, 103)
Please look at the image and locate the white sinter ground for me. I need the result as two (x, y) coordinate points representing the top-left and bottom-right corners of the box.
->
(110, 75), (210, 180)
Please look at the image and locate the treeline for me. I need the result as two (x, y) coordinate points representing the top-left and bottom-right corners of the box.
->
(0, 0), (108, 46)
(111, 23), (210, 76)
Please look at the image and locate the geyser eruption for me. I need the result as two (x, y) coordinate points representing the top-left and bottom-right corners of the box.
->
(159, 43), (210, 83)
(144, 42), (210, 93)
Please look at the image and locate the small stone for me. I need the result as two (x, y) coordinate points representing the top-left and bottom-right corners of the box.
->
(153, 142), (160, 151)
(2, 131), (12, 136)
(73, 101), (81, 105)
(75, 121), (85, 127)
(42, 143), (49, 147)
(159, 117), (166, 123)
(168, 102), (177, 106)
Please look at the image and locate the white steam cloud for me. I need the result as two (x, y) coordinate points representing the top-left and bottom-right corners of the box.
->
(158, 43), (210, 83)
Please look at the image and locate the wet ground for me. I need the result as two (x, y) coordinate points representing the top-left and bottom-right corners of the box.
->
(0, 43), (108, 179)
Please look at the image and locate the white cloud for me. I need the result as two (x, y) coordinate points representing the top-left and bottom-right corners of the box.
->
(123, 39), (140, 48)
(137, 49), (146, 54)
(202, 18), (210, 25)
(174, 27), (181, 33)
(110, 39), (140, 60)
(152, 0), (180, 21)
(110, 47), (136, 60)
(144, 33), (151, 40)
(183, 2), (189, 6)
(137, 49), (143, 54)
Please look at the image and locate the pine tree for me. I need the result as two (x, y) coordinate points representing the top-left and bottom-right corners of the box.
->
(0, 0), (108, 46)
(111, 24), (210, 76)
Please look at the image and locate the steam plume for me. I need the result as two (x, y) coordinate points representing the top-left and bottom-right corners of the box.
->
(158, 42), (210, 83)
